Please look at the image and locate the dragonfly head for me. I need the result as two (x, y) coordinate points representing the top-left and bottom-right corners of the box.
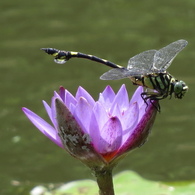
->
(174, 80), (188, 99)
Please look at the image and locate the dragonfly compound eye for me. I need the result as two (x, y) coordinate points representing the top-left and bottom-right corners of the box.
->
(174, 81), (188, 98)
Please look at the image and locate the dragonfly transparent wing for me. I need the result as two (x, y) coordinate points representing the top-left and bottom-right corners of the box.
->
(127, 50), (157, 74)
(100, 50), (157, 80)
(100, 68), (131, 80)
(152, 39), (188, 72)
(100, 40), (188, 80)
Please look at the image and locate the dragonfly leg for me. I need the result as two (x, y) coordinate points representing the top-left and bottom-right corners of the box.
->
(141, 92), (161, 112)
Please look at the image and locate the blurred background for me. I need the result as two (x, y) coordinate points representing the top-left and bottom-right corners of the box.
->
(1, 0), (195, 194)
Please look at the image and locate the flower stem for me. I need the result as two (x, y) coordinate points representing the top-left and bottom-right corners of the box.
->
(94, 167), (115, 195)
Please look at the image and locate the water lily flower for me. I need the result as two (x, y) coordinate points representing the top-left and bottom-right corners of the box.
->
(22, 85), (158, 168)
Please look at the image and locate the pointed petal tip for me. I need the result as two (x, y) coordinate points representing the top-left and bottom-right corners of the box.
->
(42, 100), (47, 104)
(102, 85), (114, 93)
(121, 83), (126, 89)
(118, 84), (127, 94)
(22, 107), (31, 114)
(59, 86), (65, 91)
(22, 107), (26, 111)
(55, 98), (65, 114)
(76, 86), (95, 106)
(135, 86), (144, 94)
(105, 85), (112, 89)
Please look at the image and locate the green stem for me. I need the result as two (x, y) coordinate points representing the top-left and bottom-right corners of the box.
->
(94, 167), (115, 195)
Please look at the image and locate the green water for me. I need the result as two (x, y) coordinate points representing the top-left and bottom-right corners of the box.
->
(1, 0), (195, 194)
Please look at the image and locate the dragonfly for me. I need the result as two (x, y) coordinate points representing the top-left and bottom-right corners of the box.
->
(42, 39), (188, 111)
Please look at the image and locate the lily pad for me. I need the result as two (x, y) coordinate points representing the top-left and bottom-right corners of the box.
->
(30, 171), (195, 195)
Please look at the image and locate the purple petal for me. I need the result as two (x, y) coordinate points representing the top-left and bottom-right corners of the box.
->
(73, 97), (93, 134)
(76, 86), (95, 106)
(117, 101), (158, 156)
(53, 91), (61, 99)
(111, 84), (129, 111)
(63, 89), (77, 110)
(59, 86), (66, 102)
(22, 107), (63, 148)
(88, 102), (108, 150)
(138, 100), (149, 122)
(42, 100), (54, 125)
(121, 102), (139, 130)
(129, 86), (149, 120)
(98, 85), (115, 109)
(121, 102), (139, 144)
(95, 117), (123, 154)
(130, 86), (144, 107)
(51, 91), (65, 127)
(89, 110), (101, 144)
(50, 96), (58, 127)
(92, 102), (109, 130)
(110, 102), (121, 118)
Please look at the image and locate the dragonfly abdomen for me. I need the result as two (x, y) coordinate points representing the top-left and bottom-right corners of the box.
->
(42, 48), (123, 69)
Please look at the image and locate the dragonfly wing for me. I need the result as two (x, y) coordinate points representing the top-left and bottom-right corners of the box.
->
(127, 50), (157, 73)
(101, 50), (158, 80)
(100, 68), (145, 80)
(100, 68), (141, 80)
(153, 39), (188, 72)
(101, 40), (188, 80)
